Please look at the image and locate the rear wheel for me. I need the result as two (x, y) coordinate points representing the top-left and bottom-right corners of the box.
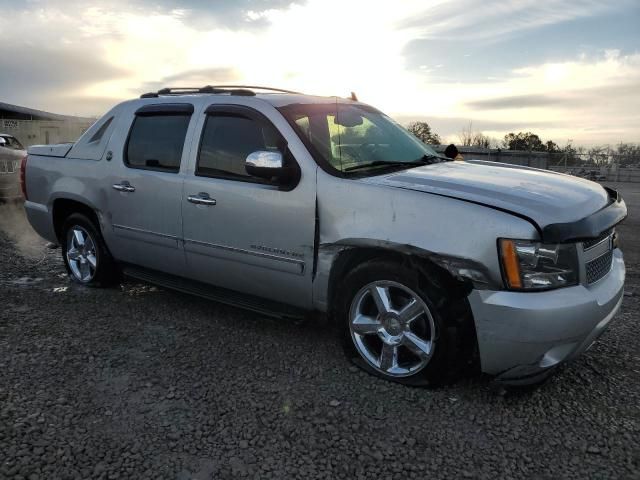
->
(338, 259), (471, 386)
(61, 213), (118, 287)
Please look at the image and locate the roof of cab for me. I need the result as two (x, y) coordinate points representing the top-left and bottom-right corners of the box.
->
(136, 86), (360, 108)
(254, 93), (358, 107)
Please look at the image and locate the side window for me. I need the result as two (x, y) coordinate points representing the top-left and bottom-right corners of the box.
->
(125, 114), (191, 172)
(196, 113), (284, 183)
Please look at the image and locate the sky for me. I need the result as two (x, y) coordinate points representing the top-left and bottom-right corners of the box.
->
(0, 0), (638, 146)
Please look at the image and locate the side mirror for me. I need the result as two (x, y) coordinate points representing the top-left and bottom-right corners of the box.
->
(245, 151), (285, 180)
(0, 138), (6, 147)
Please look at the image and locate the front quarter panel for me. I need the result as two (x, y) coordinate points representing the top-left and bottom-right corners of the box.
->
(313, 169), (539, 309)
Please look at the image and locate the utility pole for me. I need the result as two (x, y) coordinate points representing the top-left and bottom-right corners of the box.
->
(565, 139), (572, 173)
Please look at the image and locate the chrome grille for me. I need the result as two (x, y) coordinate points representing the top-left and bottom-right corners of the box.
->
(582, 229), (612, 250)
(586, 250), (613, 284)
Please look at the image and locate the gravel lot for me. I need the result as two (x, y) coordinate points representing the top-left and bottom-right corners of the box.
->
(1, 182), (639, 480)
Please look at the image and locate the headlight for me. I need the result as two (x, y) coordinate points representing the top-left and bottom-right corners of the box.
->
(499, 239), (578, 290)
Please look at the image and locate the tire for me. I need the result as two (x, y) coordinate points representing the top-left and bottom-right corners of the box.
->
(61, 213), (119, 287)
(337, 258), (473, 386)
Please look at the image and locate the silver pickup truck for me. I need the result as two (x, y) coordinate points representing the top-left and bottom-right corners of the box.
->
(22, 86), (627, 386)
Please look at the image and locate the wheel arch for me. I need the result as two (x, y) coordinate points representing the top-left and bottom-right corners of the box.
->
(52, 197), (102, 243)
(316, 239), (489, 315)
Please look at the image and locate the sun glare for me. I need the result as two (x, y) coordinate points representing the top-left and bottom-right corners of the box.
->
(543, 63), (570, 84)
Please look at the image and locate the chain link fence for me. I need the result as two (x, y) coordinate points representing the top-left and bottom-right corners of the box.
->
(547, 152), (640, 182)
(431, 146), (640, 182)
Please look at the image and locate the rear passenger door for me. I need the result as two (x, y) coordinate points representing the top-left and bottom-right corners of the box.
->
(181, 104), (316, 308)
(104, 103), (195, 276)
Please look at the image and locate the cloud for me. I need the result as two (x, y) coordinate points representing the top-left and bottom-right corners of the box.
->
(466, 94), (560, 109)
(0, 45), (127, 91)
(399, 0), (634, 42)
(0, 0), (637, 144)
(139, 68), (241, 94)
(153, 0), (305, 28)
(466, 82), (640, 110)
(0, 0), (305, 28)
(391, 50), (640, 143)
(394, 114), (561, 133)
(0, 6), (131, 115)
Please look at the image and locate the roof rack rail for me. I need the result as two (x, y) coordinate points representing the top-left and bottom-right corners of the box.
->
(207, 85), (305, 94)
(140, 85), (304, 99)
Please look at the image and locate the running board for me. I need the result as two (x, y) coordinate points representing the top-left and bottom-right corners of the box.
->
(121, 265), (307, 320)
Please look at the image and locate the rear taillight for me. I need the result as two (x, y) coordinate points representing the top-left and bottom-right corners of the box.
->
(20, 155), (28, 200)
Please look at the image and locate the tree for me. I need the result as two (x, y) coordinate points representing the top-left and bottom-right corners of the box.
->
(458, 121), (493, 148)
(587, 146), (610, 166)
(545, 140), (559, 153)
(502, 132), (546, 151)
(554, 142), (589, 167)
(614, 143), (640, 167)
(406, 121), (441, 145)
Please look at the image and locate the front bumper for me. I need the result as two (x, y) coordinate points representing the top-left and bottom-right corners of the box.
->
(468, 249), (625, 385)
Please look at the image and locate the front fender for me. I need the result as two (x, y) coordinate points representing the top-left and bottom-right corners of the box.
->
(312, 239), (495, 312)
(313, 170), (539, 312)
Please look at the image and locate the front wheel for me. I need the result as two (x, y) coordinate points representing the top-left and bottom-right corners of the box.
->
(338, 259), (470, 386)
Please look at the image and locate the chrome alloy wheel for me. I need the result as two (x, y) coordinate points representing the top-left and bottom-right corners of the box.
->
(66, 226), (97, 282)
(349, 281), (436, 377)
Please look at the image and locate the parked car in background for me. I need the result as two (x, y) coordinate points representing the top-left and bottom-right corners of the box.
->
(588, 170), (607, 182)
(575, 168), (607, 182)
(0, 133), (26, 201)
(21, 86), (627, 386)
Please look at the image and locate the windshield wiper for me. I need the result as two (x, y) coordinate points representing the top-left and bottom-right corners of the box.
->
(345, 160), (423, 172)
(345, 154), (448, 172)
(417, 154), (449, 164)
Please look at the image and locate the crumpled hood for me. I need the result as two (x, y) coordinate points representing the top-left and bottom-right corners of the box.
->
(359, 160), (610, 229)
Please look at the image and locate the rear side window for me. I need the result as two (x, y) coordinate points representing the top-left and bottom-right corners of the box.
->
(197, 114), (283, 182)
(125, 114), (191, 172)
(88, 117), (113, 144)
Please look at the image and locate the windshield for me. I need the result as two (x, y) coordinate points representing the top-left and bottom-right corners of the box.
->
(278, 102), (443, 174)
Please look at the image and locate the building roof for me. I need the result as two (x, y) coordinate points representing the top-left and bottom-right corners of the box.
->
(0, 101), (93, 121)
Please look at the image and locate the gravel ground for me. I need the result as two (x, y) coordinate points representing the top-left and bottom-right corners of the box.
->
(1, 183), (639, 480)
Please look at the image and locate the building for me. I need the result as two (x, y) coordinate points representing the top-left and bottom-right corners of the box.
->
(0, 101), (96, 148)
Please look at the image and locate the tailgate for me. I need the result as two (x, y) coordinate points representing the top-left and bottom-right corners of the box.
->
(28, 143), (74, 157)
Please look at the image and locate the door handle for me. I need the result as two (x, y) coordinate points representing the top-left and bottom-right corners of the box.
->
(187, 192), (217, 206)
(112, 182), (135, 193)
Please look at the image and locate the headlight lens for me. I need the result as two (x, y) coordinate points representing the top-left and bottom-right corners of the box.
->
(499, 239), (579, 290)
